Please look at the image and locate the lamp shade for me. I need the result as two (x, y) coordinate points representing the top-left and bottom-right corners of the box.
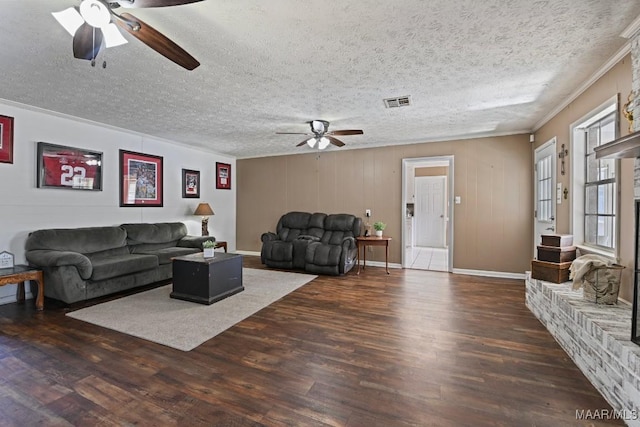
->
(194, 203), (214, 216)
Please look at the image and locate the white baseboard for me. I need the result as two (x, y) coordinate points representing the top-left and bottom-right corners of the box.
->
(452, 268), (527, 280)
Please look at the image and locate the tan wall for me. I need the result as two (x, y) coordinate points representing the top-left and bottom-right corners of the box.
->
(237, 134), (533, 274)
(534, 53), (635, 301)
(415, 166), (448, 177)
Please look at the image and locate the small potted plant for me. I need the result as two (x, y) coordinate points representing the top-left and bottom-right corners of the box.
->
(202, 240), (216, 258)
(373, 221), (386, 237)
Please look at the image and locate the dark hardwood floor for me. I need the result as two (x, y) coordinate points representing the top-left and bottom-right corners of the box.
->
(0, 256), (622, 426)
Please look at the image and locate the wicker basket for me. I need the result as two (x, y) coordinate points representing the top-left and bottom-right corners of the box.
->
(582, 264), (625, 304)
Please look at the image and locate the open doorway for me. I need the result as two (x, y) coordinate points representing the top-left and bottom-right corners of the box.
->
(402, 156), (454, 272)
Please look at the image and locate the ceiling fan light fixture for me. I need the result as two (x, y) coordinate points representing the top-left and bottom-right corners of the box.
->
(102, 22), (128, 47)
(52, 7), (85, 36)
(311, 120), (326, 134)
(318, 137), (330, 150)
(306, 137), (317, 148)
(79, 0), (111, 28)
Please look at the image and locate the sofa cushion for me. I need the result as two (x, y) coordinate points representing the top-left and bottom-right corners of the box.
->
(136, 247), (200, 265)
(263, 240), (294, 262)
(277, 212), (311, 241)
(121, 223), (188, 246)
(306, 242), (342, 266)
(321, 214), (359, 244)
(129, 241), (181, 254)
(90, 254), (159, 281)
(25, 226), (127, 254)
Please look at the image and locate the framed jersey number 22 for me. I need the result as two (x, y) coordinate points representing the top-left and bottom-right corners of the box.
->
(37, 142), (103, 191)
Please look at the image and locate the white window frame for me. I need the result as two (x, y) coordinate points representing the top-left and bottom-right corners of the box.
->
(570, 95), (620, 260)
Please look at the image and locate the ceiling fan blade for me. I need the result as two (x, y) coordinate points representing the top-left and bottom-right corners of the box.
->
(296, 139), (309, 147)
(276, 132), (311, 135)
(73, 23), (103, 60)
(115, 12), (200, 70)
(328, 130), (363, 136)
(326, 136), (345, 147)
(117, 0), (205, 8)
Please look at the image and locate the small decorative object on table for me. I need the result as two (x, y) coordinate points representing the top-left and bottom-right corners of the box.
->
(373, 221), (386, 237)
(0, 251), (14, 269)
(202, 240), (215, 258)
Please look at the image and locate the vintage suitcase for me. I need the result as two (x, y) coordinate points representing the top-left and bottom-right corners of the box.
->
(540, 234), (573, 247)
(536, 245), (577, 263)
(531, 260), (572, 283)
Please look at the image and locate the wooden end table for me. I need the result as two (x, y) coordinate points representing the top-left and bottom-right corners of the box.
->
(214, 241), (228, 252)
(0, 265), (44, 310)
(356, 236), (392, 274)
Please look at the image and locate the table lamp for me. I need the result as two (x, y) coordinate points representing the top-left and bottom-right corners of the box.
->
(194, 203), (214, 236)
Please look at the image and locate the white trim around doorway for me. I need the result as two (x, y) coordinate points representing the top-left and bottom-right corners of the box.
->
(401, 155), (454, 271)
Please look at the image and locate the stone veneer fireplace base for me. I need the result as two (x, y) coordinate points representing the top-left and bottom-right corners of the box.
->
(525, 273), (640, 426)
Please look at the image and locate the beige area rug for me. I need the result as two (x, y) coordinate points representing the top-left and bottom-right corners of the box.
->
(66, 268), (316, 351)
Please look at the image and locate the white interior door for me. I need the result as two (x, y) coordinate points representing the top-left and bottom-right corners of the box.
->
(415, 176), (446, 247)
(534, 138), (557, 255)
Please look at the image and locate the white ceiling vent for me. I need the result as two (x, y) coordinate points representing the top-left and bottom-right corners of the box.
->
(383, 96), (411, 108)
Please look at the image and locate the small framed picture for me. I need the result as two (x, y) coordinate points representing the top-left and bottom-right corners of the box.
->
(37, 142), (103, 190)
(216, 162), (231, 190)
(182, 169), (200, 198)
(119, 150), (163, 207)
(0, 115), (14, 164)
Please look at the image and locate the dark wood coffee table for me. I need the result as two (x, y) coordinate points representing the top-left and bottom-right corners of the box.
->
(171, 252), (243, 305)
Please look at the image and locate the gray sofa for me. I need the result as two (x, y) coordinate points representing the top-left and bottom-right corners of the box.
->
(261, 212), (362, 275)
(25, 222), (212, 304)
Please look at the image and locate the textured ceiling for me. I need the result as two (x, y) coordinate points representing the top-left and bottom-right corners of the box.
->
(1, 1), (640, 158)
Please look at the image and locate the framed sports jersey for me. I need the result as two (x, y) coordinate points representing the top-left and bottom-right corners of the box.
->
(0, 115), (14, 164)
(37, 142), (103, 190)
(182, 169), (200, 198)
(216, 162), (231, 190)
(120, 150), (163, 207)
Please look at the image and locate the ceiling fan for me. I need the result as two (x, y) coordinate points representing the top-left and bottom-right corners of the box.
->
(52, 0), (203, 70)
(277, 120), (364, 150)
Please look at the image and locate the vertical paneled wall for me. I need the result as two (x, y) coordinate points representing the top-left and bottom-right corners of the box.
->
(237, 134), (532, 275)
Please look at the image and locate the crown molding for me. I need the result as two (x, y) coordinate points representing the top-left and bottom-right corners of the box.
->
(621, 14), (640, 39)
(532, 43), (631, 132)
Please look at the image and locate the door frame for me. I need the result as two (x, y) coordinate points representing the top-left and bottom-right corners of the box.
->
(401, 156), (454, 271)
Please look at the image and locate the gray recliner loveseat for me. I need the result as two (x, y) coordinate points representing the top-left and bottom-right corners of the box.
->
(25, 222), (212, 304)
(261, 212), (362, 275)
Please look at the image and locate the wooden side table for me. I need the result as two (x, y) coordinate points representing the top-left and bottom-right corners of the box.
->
(0, 265), (44, 310)
(214, 241), (228, 252)
(356, 236), (392, 274)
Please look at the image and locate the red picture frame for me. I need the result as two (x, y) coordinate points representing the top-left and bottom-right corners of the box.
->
(182, 168), (200, 198)
(119, 150), (163, 207)
(216, 162), (231, 190)
(0, 115), (14, 164)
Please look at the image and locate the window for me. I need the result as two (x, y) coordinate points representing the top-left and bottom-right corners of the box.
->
(583, 114), (616, 250)
(570, 96), (618, 256)
(537, 154), (553, 222)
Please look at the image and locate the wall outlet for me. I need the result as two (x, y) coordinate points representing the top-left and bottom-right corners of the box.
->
(365, 209), (371, 217)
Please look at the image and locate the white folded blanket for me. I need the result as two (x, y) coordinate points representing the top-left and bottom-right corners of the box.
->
(570, 254), (611, 290)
